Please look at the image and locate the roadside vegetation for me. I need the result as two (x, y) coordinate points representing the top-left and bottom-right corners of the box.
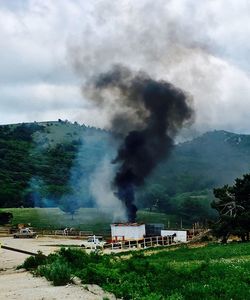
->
(21, 242), (250, 300)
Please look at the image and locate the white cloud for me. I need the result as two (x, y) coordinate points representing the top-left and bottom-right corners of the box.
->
(0, 0), (250, 135)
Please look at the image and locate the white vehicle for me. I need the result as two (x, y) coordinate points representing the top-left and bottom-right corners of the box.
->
(81, 236), (106, 249)
(13, 228), (37, 238)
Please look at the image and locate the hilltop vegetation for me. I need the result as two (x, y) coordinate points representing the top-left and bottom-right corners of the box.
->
(1, 121), (250, 224)
(0, 121), (113, 210)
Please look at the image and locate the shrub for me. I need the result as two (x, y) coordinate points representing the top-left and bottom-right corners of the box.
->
(166, 293), (184, 300)
(58, 247), (89, 269)
(20, 251), (47, 270)
(38, 258), (72, 286)
(77, 263), (108, 285)
(23, 243), (250, 299)
(141, 293), (164, 300)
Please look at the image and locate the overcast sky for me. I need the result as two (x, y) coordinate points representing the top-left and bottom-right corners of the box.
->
(1, 0), (250, 136)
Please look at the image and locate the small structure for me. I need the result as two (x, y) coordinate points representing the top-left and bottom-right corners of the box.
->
(161, 230), (187, 243)
(145, 223), (164, 236)
(111, 223), (146, 241)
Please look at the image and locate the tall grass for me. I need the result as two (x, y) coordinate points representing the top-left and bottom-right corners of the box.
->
(22, 242), (250, 299)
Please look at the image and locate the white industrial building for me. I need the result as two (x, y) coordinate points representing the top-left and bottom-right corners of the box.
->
(161, 230), (187, 242)
(111, 223), (146, 241)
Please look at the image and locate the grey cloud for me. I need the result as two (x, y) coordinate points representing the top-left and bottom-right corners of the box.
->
(69, 0), (250, 135)
(0, 83), (84, 125)
(0, 0), (250, 135)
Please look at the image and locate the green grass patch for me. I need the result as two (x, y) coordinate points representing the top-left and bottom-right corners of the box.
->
(2, 208), (178, 234)
(137, 211), (178, 226)
(22, 242), (250, 299)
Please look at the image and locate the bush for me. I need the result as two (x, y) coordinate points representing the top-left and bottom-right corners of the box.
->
(23, 243), (250, 299)
(20, 251), (47, 270)
(57, 247), (104, 270)
(38, 258), (72, 286)
(78, 263), (107, 285)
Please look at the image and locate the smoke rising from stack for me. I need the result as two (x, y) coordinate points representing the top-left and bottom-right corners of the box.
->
(85, 65), (193, 222)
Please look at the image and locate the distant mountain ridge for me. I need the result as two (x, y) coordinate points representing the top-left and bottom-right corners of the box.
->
(151, 130), (250, 195)
(0, 121), (250, 210)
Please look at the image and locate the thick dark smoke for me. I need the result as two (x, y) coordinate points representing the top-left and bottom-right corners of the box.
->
(86, 65), (193, 222)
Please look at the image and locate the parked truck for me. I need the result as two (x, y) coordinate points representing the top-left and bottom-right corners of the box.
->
(81, 235), (106, 249)
(13, 228), (37, 238)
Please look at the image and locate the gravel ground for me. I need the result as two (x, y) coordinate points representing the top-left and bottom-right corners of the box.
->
(0, 236), (116, 300)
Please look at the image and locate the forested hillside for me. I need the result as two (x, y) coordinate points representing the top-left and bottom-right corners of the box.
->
(0, 121), (114, 209)
(1, 121), (250, 222)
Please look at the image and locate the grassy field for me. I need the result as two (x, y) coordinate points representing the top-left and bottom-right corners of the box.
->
(1, 208), (178, 234)
(22, 242), (250, 299)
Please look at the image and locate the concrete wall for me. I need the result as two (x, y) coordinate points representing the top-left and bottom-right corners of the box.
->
(111, 224), (146, 240)
(161, 230), (187, 242)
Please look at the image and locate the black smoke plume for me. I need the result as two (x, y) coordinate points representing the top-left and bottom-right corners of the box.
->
(86, 65), (193, 222)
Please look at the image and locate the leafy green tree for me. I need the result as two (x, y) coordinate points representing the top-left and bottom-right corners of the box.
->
(0, 212), (13, 224)
(212, 174), (250, 242)
(59, 196), (81, 220)
(179, 197), (208, 223)
(138, 184), (171, 213)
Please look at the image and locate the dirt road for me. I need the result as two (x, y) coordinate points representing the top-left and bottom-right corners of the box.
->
(0, 237), (116, 300)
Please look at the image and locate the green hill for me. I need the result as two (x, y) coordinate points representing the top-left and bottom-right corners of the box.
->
(1, 121), (250, 223)
(141, 130), (250, 222)
(0, 121), (114, 208)
(149, 130), (250, 194)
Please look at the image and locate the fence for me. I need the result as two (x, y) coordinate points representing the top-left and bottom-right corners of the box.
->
(36, 229), (93, 237)
(0, 226), (11, 236)
(106, 235), (175, 250)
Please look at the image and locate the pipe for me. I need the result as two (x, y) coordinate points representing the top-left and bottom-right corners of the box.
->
(1, 245), (39, 256)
